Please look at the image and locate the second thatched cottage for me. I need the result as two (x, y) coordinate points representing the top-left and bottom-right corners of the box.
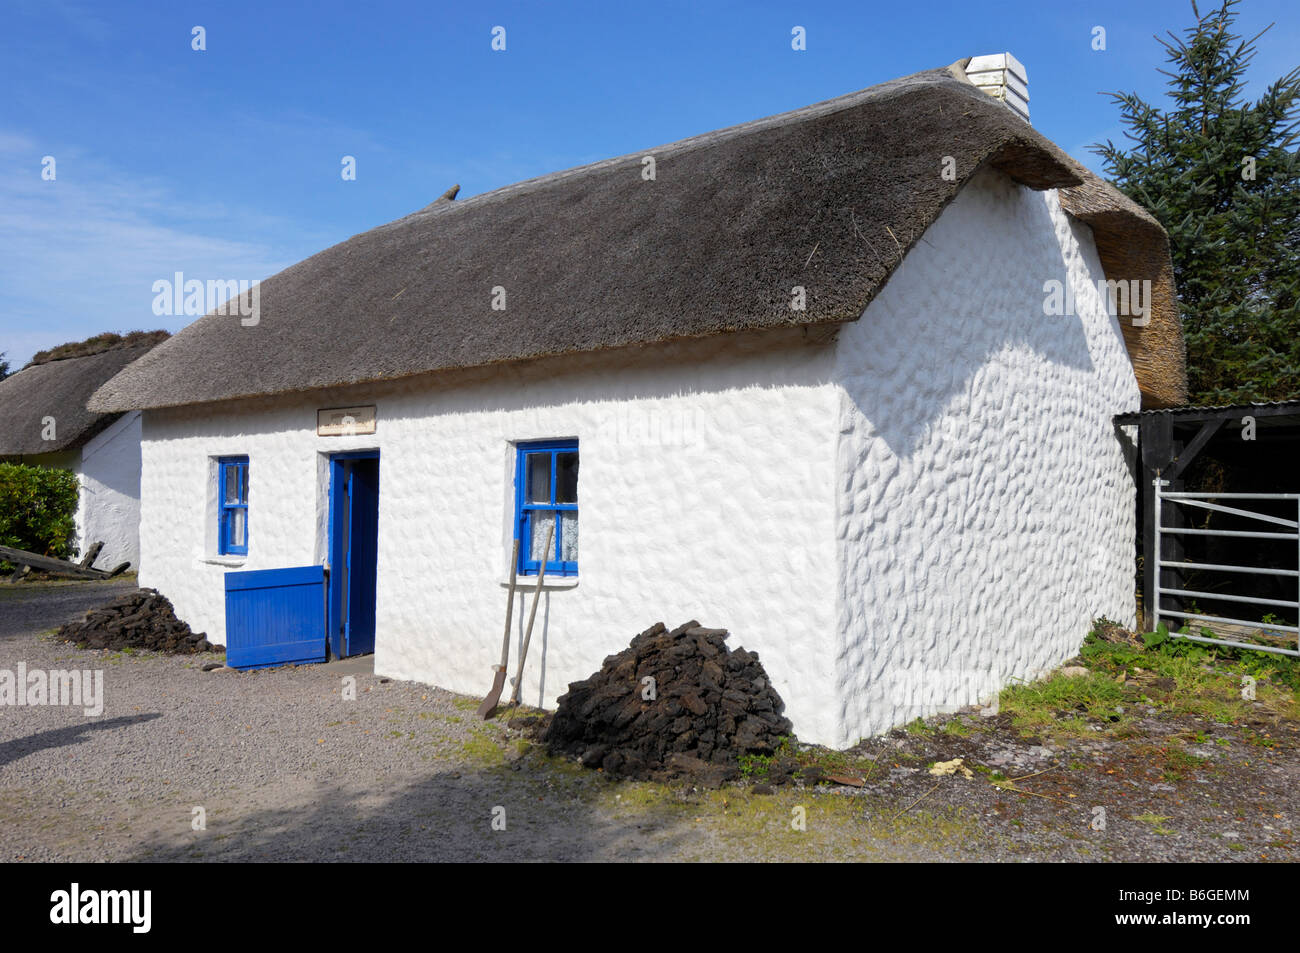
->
(1, 332), (169, 571)
(91, 57), (1185, 747)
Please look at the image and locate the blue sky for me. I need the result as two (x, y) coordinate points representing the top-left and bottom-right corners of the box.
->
(2, 0), (1296, 367)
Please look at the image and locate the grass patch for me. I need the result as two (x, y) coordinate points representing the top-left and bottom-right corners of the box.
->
(592, 783), (980, 860)
(1133, 743), (1209, 783)
(904, 718), (933, 736)
(1132, 811), (1174, 835)
(994, 618), (1300, 743)
(1085, 620), (1300, 710)
(782, 738), (878, 779)
(738, 753), (773, 781)
(459, 730), (505, 765)
(997, 669), (1127, 740)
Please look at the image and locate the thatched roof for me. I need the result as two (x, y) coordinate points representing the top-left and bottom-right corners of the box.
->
(91, 61), (1186, 414)
(0, 342), (163, 456)
(1057, 175), (1188, 407)
(26, 329), (170, 369)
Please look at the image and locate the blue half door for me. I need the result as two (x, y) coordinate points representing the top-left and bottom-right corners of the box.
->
(328, 452), (380, 658)
(224, 565), (327, 669)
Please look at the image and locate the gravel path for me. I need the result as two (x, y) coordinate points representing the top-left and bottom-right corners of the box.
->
(1, 583), (1294, 862)
(0, 577), (137, 641)
(0, 613), (934, 862)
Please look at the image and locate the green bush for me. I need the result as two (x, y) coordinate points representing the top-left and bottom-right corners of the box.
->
(0, 462), (79, 564)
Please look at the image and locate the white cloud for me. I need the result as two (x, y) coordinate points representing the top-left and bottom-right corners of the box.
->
(0, 132), (37, 156)
(0, 135), (292, 367)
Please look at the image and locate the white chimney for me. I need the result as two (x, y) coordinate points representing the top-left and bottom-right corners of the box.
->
(964, 53), (1029, 123)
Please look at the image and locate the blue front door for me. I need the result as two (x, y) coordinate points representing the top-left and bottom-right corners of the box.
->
(329, 452), (380, 658)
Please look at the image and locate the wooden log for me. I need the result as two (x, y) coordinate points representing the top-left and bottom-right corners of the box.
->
(78, 541), (104, 570)
(0, 545), (111, 579)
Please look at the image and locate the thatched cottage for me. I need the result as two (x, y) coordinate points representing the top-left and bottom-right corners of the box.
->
(1, 332), (168, 571)
(90, 57), (1185, 746)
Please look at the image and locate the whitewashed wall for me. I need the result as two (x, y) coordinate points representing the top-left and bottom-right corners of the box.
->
(18, 417), (142, 571)
(831, 168), (1142, 746)
(138, 330), (845, 742)
(75, 410), (143, 570)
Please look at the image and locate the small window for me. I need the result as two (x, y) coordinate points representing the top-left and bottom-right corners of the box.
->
(218, 456), (249, 555)
(515, 441), (577, 576)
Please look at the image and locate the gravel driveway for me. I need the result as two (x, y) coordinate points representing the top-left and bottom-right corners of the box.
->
(1, 582), (1295, 862)
(0, 577), (137, 641)
(1, 607), (936, 862)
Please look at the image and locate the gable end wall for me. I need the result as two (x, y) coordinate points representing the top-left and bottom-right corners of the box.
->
(831, 168), (1142, 746)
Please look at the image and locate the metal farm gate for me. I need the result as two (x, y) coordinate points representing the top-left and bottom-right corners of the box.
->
(1152, 485), (1300, 657)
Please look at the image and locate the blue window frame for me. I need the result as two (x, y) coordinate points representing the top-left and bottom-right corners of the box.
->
(218, 456), (249, 556)
(514, 440), (578, 576)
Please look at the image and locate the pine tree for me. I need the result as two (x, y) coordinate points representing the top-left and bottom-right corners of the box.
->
(1093, 0), (1300, 404)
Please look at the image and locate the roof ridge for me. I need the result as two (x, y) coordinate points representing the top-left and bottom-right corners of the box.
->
(382, 66), (964, 230)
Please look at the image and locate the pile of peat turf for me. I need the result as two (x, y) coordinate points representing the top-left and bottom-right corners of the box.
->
(57, 589), (221, 654)
(544, 621), (793, 783)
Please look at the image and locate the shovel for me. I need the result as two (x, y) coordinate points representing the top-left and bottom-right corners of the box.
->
(477, 539), (520, 720)
(509, 522), (554, 706)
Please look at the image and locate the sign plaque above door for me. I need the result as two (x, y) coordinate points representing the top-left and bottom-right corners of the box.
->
(317, 405), (377, 436)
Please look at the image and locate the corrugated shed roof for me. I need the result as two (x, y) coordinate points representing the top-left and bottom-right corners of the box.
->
(1115, 399), (1300, 424)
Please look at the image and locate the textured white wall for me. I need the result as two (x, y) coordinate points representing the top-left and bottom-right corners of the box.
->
(138, 330), (844, 742)
(831, 168), (1142, 746)
(75, 411), (143, 570)
(20, 416), (142, 569)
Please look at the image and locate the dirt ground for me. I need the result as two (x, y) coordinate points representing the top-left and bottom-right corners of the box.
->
(0, 582), (1294, 861)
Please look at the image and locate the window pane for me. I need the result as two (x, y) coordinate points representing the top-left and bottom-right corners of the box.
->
(527, 453), (551, 503)
(224, 465), (240, 504)
(227, 508), (246, 548)
(560, 510), (578, 562)
(530, 511), (555, 564)
(239, 464), (247, 504)
(556, 452), (578, 504)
